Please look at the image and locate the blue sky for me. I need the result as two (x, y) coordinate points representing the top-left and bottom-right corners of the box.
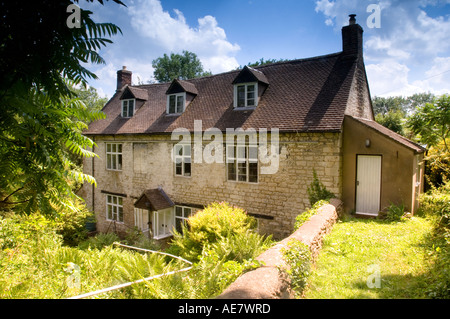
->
(80, 0), (450, 99)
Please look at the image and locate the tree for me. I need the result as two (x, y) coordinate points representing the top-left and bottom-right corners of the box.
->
(375, 110), (405, 135)
(407, 94), (450, 187)
(0, 1), (123, 215)
(152, 51), (211, 83)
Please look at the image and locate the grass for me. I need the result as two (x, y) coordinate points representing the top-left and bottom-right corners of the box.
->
(304, 215), (437, 299)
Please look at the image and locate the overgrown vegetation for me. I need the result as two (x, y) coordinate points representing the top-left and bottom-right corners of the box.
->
(280, 239), (312, 297)
(417, 180), (450, 298)
(294, 200), (330, 230)
(307, 169), (335, 206)
(0, 202), (272, 299)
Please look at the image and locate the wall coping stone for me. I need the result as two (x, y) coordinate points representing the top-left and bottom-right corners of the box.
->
(217, 198), (343, 299)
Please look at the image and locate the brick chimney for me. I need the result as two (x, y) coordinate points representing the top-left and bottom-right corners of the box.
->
(116, 66), (132, 91)
(342, 14), (363, 58)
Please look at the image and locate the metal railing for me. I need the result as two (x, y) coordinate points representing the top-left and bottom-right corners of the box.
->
(67, 243), (192, 299)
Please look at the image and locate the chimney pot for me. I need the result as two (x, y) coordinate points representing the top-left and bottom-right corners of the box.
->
(116, 66), (132, 91)
(342, 14), (363, 58)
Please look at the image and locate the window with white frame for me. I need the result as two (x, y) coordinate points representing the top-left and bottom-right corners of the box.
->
(106, 195), (123, 222)
(174, 144), (191, 177)
(227, 144), (258, 183)
(153, 208), (174, 239)
(167, 93), (185, 114)
(234, 83), (257, 108)
(106, 143), (122, 170)
(121, 99), (135, 118)
(175, 206), (193, 233)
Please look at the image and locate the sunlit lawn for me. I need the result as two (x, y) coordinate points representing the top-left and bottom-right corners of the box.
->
(304, 216), (436, 299)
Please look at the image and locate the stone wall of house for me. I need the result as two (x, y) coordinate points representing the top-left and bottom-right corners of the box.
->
(81, 132), (343, 239)
(217, 198), (342, 299)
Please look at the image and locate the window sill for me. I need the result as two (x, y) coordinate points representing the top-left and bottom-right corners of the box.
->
(233, 106), (256, 111)
(153, 234), (173, 240)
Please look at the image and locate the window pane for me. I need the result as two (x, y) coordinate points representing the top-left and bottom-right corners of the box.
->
(175, 162), (182, 175)
(249, 146), (258, 160)
(176, 206), (182, 217)
(227, 145), (235, 161)
(183, 145), (191, 156)
(112, 154), (117, 170)
(175, 145), (183, 156)
(118, 197), (123, 205)
(108, 205), (112, 219)
(107, 154), (112, 169)
(118, 154), (122, 170)
(122, 101), (127, 117)
(107, 144), (111, 152)
(237, 146), (246, 160)
(112, 144), (116, 153)
(175, 218), (183, 233)
(118, 144), (122, 153)
(169, 95), (176, 113)
(118, 207), (123, 222)
(184, 162), (191, 176)
(128, 100), (134, 117)
(228, 162), (236, 180)
(184, 208), (192, 218)
(176, 95), (184, 113)
(237, 85), (245, 107)
(238, 162), (247, 181)
(249, 162), (258, 183)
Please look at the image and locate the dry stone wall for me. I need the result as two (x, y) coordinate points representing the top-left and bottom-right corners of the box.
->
(217, 198), (342, 299)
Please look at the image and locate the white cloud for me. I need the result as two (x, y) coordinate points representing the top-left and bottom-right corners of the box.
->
(127, 0), (240, 74)
(366, 57), (450, 97)
(316, 0), (450, 96)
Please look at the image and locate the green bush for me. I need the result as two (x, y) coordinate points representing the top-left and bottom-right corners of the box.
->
(77, 232), (120, 250)
(280, 239), (312, 296)
(294, 200), (329, 230)
(419, 180), (450, 299)
(168, 202), (257, 262)
(307, 169), (335, 206)
(383, 203), (407, 222)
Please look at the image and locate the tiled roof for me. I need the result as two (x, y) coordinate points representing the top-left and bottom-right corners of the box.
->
(134, 188), (174, 211)
(349, 116), (426, 153)
(122, 86), (148, 101)
(85, 52), (359, 135)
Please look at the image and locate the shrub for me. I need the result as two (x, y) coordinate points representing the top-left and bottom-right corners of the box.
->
(168, 202), (257, 262)
(280, 239), (312, 296)
(77, 232), (120, 250)
(307, 169), (334, 206)
(294, 200), (329, 230)
(382, 203), (407, 222)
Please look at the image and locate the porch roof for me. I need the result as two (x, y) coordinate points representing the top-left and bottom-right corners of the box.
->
(134, 188), (174, 211)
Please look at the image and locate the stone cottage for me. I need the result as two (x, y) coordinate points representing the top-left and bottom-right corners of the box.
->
(81, 15), (425, 241)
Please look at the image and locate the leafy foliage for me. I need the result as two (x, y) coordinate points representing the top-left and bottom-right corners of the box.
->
(280, 239), (312, 296)
(407, 94), (450, 187)
(0, 1), (122, 215)
(295, 200), (330, 230)
(307, 169), (335, 206)
(152, 50), (212, 83)
(0, 85), (105, 214)
(168, 202), (258, 262)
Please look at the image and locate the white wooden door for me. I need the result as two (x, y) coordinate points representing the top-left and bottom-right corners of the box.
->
(356, 155), (381, 215)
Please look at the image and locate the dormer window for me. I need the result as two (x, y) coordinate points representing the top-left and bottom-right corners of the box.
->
(165, 79), (197, 115)
(122, 99), (135, 118)
(167, 93), (185, 114)
(232, 66), (269, 110)
(234, 83), (257, 108)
